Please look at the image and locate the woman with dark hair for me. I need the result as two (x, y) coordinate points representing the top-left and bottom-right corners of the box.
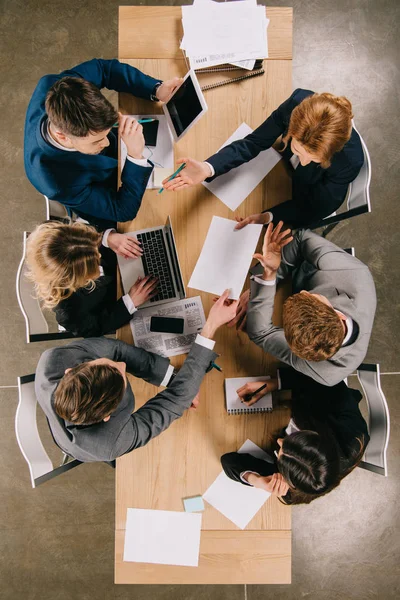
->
(221, 368), (369, 505)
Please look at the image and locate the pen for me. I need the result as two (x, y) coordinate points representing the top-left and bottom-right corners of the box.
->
(112, 118), (156, 127)
(243, 382), (267, 402)
(158, 162), (187, 194)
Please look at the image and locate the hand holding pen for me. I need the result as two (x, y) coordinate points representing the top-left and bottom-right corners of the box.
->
(236, 379), (279, 407)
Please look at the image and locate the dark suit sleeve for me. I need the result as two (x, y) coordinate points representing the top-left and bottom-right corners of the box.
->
(221, 452), (277, 485)
(62, 58), (161, 100)
(110, 342), (218, 458)
(55, 295), (132, 338)
(205, 91), (297, 179)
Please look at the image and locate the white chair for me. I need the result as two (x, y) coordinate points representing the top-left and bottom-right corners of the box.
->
(357, 364), (390, 476)
(44, 195), (71, 222)
(313, 121), (372, 233)
(16, 232), (76, 343)
(15, 374), (82, 488)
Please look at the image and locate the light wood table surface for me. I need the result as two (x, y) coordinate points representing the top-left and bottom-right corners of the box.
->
(116, 6), (293, 584)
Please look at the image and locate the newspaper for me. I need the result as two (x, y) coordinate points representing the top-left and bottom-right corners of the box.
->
(130, 297), (206, 358)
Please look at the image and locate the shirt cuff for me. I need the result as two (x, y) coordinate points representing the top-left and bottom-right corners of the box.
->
(251, 275), (277, 286)
(160, 364), (174, 387)
(195, 334), (216, 350)
(204, 161), (215, 177)
(240, 470), (260, 485)
(122, 294), (137, 315)
(101, 228), (115, 248)
(126, 155), (150, 168)
(263, 211), (273, 224)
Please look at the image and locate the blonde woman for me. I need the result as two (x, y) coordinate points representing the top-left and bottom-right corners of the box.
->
(26, 221), (157, 337)
(162, 89), (363, 227)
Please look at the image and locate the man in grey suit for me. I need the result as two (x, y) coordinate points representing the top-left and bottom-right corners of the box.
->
(35, 290), (238, 462)
(245, 222), (376, 387)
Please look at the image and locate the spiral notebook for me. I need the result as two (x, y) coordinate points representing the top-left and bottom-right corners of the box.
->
(225, 376), (272, 415)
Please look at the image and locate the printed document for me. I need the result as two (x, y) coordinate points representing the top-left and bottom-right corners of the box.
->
(202, 439), (273, 530)
(202, 122), (282, 211)
(188, 216), (263, 299)
(130, 296), (206, 358)
(123, 508), (202, 567)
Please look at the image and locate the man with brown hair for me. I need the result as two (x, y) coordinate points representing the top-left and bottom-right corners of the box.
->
(245, 223), (376, 386)
(24, 58), (181, 229)
(35, 290), (238, 463)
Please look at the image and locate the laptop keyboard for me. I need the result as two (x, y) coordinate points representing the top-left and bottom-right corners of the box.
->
(136, 230), (176, 302)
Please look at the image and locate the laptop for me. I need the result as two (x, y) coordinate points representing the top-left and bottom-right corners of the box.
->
(117, 217), (185, 308)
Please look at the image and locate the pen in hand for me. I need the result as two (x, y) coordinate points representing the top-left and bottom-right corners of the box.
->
(158, 162), (187, 194)
(243, 382), (267, 403)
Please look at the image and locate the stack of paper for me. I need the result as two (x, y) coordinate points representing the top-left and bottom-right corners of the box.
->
(181, 0), (269, 70)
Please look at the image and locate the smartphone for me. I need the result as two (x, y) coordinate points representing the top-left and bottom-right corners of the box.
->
(150, 316), (184, 334)
(142, 120), (159, 147)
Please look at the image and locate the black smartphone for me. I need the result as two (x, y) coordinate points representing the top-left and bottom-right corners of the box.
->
(150, 316), (184, 334)
(142, 120), (159, 147)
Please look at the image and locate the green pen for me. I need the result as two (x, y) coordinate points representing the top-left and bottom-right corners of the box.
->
(158, 163), (187, 194)
(112, 118), (156, 127)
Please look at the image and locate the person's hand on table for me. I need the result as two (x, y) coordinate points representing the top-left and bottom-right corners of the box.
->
(155, 77), (183, 102)
(245, 472), (289, 497)
(128, 275), (158, 307)
(227, 289), (250, 331)
(162, 158), (211, 192)
(107, 232), (143, 259)
(118, 113), (145, 159)
(189, 392), (200, 410)
(236, 378), (279, 407)
(234, 213), (272, 230)
(201, 289), (239, 339)
(254, 221), (293, 280)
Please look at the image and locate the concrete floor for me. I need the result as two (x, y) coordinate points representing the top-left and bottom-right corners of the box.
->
(1, 0), (399, 598)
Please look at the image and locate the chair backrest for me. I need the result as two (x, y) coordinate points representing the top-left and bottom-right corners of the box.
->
(357, 364), (390, 476)
(16, 232), (76, 343)
(15, 374), (82, 488)
(312, 121), (372, 229)
(44, 195), (71, 222)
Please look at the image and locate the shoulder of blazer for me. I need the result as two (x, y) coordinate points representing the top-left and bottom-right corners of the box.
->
(291, 88), (315, 105)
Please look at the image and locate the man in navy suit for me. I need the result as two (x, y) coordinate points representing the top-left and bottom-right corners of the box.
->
(24, 59), (181, 230)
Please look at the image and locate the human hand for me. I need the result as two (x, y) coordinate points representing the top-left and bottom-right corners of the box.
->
(107, 232), (143, 259)
(253, 221), (293, 280)
(234, 213), (271, 230)
(236, 378), (279, 407)
(189, 392), (200, 410)
(155, 77), (183, 102)
(201, 289), (239, 339)
(118, 112), (145, 159)
(227, 289), (250, 330)
(250, 472), (290, 497)
(162, 158), (211, 191)
(128, 275), (158, 307)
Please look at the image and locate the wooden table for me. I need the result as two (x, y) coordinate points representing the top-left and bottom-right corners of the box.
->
(116, 6), (293, 584)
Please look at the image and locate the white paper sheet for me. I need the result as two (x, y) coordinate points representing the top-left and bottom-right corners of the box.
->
(120, 115), (174, 189)
(123, 508), (202, 567)
(130, 296), (206, 358)
(188, 216), (263, 300)
(202, 123), (282, 211)
(203, 439), (273, 530)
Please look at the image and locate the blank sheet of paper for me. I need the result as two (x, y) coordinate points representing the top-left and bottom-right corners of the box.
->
(188, 216), (263, 299)
(123, 508), (202, 567)
(202, 123), (282, 211)
(203, 439), (272, 530)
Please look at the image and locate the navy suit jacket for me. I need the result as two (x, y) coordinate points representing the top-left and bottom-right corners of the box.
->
(206, 89), (364, 227)
(24, 59), (161, 229)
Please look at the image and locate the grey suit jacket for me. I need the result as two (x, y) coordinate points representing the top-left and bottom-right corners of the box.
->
(35, 337), (218, 462)
(247, 229), (376, 386)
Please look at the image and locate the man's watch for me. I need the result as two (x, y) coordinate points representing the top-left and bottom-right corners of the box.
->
(150, 82), (162, 102)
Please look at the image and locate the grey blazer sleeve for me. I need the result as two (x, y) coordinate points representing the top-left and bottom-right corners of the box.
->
(246, 280), (337, 386)
(110, 341), (218, 459)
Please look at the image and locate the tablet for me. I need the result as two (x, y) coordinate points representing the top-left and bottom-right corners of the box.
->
(162, 70), (208, 142)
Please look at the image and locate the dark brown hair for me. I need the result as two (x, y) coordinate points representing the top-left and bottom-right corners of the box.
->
(45, 76), (117, 137)
(283, 293), (345, 361)
(54, 363), (125, 425)
(281, 92), (353, 169)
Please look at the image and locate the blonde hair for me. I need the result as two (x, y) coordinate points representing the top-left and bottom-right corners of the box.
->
(282, 92), (353, 168)
(26, 221), (102, 308)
